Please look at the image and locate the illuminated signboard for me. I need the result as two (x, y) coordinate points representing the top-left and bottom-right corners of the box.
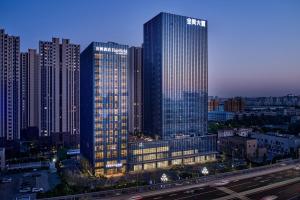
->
(95, 46), (127, 55)
(186, 18), (206, 27)
(106, 163), (123, 168)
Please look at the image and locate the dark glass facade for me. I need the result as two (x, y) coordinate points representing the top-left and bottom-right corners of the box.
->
(128, 47), (143, 134)
(143, 13), (208, 139)
(81, 42), (128, 176)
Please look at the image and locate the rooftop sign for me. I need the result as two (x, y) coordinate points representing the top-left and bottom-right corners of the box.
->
(95, 46), (127, 55)
(186, 18), (206, 27)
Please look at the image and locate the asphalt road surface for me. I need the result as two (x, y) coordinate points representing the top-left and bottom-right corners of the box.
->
(142, 168), (300, 200)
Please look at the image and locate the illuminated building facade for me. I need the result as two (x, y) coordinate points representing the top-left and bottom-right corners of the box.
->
(143, 12), (208, 139)
(128, 135), (217, 172)
(80, 42), (128, 176)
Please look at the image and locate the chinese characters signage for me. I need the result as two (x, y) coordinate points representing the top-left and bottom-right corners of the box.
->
(186, 18), (206, 27)
(95, 46), (128, 55)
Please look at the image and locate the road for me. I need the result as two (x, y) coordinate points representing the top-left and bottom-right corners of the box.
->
(141, 168), (300, 200)
(39, 160), (300, 200)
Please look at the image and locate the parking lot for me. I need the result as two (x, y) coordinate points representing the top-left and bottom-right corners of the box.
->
(0, 169), (60, 200)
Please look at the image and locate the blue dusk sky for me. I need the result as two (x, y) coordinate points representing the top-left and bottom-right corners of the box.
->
(1, 0), (300, 97)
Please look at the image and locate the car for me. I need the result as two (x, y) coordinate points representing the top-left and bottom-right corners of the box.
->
(32, 187), (44, 192)
(213, 180), (230, 186)
(260, 195), (278, 200)
(19, 187), (31, 193)
(128, 195), (143, 200)
(184, 190), (194, 194)
(2, 177), (12, 183)
(217, 164), (225, 168)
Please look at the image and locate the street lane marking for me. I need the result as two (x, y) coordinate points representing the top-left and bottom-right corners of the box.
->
(287, 193), (300, 200)
(216, 187), (251, 200)
(246, 184), (259, 188)
(226, 181), (253, 189)
(213, 177), (300, 200)
(173, 189), (219, 200)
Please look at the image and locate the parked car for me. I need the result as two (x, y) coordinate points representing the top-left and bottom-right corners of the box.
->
(2, 177), (12, 183)
(19, 187), (31, 193)
(32, 187), (44, 193)
(261, 195), (278, 200)
(129, 195), (143, 200)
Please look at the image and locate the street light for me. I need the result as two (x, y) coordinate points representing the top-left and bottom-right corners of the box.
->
(201, 167), (209, 176)
(52, 158), (57, 163)
(161, 173), (168, 183)
(202, 167), (209, 183)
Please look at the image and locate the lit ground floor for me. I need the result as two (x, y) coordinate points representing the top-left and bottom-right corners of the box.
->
(130, 153), (217, 172)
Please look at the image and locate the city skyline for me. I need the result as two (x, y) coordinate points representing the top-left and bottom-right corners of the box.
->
(1, 0), (300, 97)
(1, 2), (300, 198)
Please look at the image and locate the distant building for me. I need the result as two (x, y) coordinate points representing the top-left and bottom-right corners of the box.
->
(208, 111), (234, 122)
(235, 111), (278, 119)
(80, 42), (128, 176)
(0, 148), (5, 170)
(291, 116), (300, 124)
(217, 129), (234, 138)
(0, 29), (20, 141)
(217, 128), (253, 139)
(245, 95), (300, 107)
(20, 49), (40, 131)
(224, 97), (245, 113)
(39, 38), (80, 147)
(208, 98), (219, 112)
(283, 107), (300, 116)
(219, 136), (257, 160)
(250, 132), (300, 158)
(128, 47), (143, 134)
(236, 128), (253, 137)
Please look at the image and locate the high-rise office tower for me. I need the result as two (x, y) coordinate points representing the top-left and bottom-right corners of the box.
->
(81, 42), (128, 176)
(39, 38), (80, 145)
(20, 49), (39, 129)
(143, 13), (208, 139)
(128, 47), (143, 134)
(0, 29), (21, 141)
